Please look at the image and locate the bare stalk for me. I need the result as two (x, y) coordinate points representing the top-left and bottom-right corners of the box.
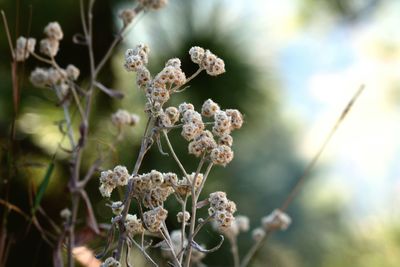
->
(184, 162), (213, 267)
(240, 85), (365, 267)
(162, 130), (189, 178)
(228, 236), (240, 267)
(114, 116), (155, 261)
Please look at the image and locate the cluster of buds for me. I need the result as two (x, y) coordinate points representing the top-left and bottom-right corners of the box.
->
(138, 0), (168, 10)
(15, 37), (36, 62)
(175, 172), (204, 196)
(119, 9), (136, 27)
(251, 227), (266, 242)
(30, 65), (80, 95)
(157, 106), (180, 128)
(124, 44), (149, 72)
(100, 257), (121, 267)
(99, 166), (130, 198)
(261, 209), (291, 231)
(177, 211), (190, 223)
(110, 201), (124, 215)
(208, 191), (236, 229)
(40, 22), (63, 57)
(219, 215), (250, 237)
(111, 109), (140, 128)
(189, 46), (225, 76)
(131, 170), (175, 208)
(143, 206), (168, 232)
(180, 104), (205, 141)
(179, 99), (242, 166)
(124, 214), (144, 237)
(144, 58), (186, 113)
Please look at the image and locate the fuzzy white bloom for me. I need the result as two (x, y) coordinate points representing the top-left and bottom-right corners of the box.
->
(208, 191), (236, 229)
(111, 109), (140, 127)
(124, 44), (150, 71)
(66, 64), (80, 81)
(40, 38), (59, 57)
(30, 68), (49, 87)
(189, 46), (205, 64)
(125, 214), (144, 237)
(143, 207), (168, 232)
(15, 36), (36, 61)
(210, 145), (234, 166)
(178, 102), (194, 114)
(111, 201), (124, 215)
(235, 215), (250, 232)
(44, 22), (63, 40)
(201, 99), (220, 117)
(100, 257), (121, 267)
(60, 208), (71, 220)
(138, 0), (168, 10)
(226, 109), (244, 130)
(119, 8), (136, 26)
(177, 211), (190, 223)
(261, 209), (291, 231)
(252, 227), (266, 242)
(98, 165), (130, 197)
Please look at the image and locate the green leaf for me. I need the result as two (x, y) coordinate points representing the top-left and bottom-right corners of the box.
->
(31, 162), (55, 215)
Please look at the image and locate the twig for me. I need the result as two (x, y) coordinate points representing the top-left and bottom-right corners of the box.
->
(240, 85), (365, 267)
(1, 10), (15, 59)
(162, 130), (189, 178)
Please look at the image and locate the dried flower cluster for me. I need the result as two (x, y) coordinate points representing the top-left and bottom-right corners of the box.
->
(261, 209), (292, 231)
(143, 206), (168, 232)
(111, 109), (140, 128)
(124, 214), (144, 237)
(131, 170), (176, 208)
(99, 165), (130, 198)
(15, 37), (36, 61)
(208, 191), (237, 229)
(40, 22), (63, 57)
(138, 0), (168, 10)
(189, 46), (225, 76)
(177, 211), (191, 223)
(100, 257), (121, 267)
(182, 99), (243, 166)
(220, 215), (250, 237)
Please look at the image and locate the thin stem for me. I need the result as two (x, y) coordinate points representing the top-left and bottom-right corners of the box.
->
(162, 130), (189, 178)
(54, 86), (76, 149)
(160, 227), (182, 267)
(228, 236), (240, 267)
(192, 216), (211, 239)
(184, 161), (213, 267)
(178, 196), (188, 263)
(114, 117), (155, 261)
(94, 6), (144, 76)
(240, 85), (365, 267)
(280, 85), (365, 212)
(171, 68), (203, 92)
(30, 52), (53, 65)
(130, 237), (158, 267)
(79, 0), (88, 37)
(240, 231), (271, 267)
(1, 10), (15, 59)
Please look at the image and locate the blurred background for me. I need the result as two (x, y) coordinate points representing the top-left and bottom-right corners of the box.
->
(1, 0), (399, 266)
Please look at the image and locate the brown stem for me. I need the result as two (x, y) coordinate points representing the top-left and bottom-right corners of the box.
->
(114, 117), (155, 261)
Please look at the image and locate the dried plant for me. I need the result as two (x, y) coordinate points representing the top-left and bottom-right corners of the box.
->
(0, 1), (364, 267)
